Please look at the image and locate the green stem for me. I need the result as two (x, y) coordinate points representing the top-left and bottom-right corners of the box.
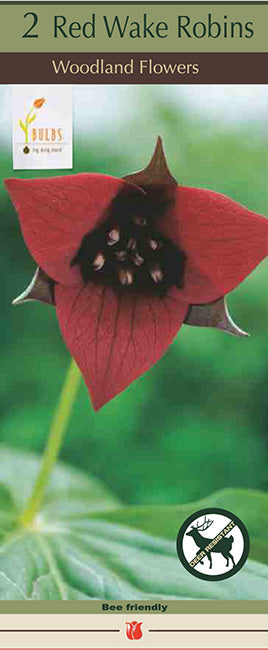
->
(24, 107), (34, 144)
(20, 358), (81, 527)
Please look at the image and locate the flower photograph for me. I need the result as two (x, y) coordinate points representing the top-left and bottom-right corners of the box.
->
(1, 84), (268, 599)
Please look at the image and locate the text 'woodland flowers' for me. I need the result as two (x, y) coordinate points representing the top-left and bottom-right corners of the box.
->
(5, 138), (268, 409)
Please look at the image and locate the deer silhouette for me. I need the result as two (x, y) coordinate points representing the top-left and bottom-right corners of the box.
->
(186, 516), (235, 570)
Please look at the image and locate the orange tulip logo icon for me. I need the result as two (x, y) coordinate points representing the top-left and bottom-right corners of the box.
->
(33, 97), (46, 109)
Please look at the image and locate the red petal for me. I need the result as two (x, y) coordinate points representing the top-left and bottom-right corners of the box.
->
(5, 174), (125, 285)
(55, 283), (188, 410)
(159, 186), (268, 303)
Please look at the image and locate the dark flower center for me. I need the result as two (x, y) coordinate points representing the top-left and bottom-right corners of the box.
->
(71, 185), (186, 297)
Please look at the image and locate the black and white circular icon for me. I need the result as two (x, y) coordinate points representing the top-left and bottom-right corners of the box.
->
(176, 507), (250, 581)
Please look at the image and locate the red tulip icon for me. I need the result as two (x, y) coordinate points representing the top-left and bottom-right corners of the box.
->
(126, 621), (143, 639)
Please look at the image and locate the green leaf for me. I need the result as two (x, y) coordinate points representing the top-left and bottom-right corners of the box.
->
(0, 447), (119, 515)
(18, 119), (26, 133)
(0, 448), (268, 600)
(93, 488), (268, 566)
(28, 114), (36, 125)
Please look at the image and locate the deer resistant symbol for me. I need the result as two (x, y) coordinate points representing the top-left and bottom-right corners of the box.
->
(186, 515), (235, 569)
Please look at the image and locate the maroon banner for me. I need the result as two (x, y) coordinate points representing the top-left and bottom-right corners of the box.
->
(1, 52), (268, 84)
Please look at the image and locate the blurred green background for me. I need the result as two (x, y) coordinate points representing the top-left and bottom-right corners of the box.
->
(1, 84), (268, 508)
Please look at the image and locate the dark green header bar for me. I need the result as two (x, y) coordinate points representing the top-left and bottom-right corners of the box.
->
(0, 2), (267, 52)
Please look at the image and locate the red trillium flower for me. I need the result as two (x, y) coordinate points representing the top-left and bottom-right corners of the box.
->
(5, 138), (268, 410)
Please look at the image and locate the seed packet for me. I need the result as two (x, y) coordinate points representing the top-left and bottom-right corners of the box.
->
(0, 1), (268, 648)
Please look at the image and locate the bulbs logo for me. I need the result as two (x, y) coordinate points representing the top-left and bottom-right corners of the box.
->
(18, 97), (64, 154)
(13, 86), (72, 170)
(126, 621), (143, 640)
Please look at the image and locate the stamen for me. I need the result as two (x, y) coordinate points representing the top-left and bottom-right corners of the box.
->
(93, 252), (105, 270)
(116, 251), (127, 261)
(107, 227), (120, 245)
(134, 215), (147, 226)
(127, 238), (136, 250)
(72, 187), (186, 296)
(132, 252), (144, 266)
(150, 264), (163, 283)
(149, 239), (161, 250)
(118, 268), (134, 286)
